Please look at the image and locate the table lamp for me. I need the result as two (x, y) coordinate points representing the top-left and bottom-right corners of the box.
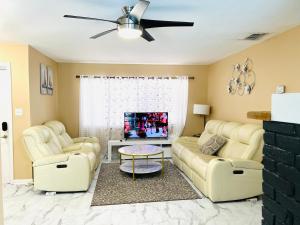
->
(193, 104), (210, 128)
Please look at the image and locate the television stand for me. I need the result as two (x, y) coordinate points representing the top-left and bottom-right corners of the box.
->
(107, 138), (173, 162)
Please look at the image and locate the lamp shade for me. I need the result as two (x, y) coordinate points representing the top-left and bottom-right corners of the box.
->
(193, 104), (210, 115)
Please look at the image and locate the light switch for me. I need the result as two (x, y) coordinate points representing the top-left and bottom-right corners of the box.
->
(276, 85), (285, 94)
(15, 108), (23, 116)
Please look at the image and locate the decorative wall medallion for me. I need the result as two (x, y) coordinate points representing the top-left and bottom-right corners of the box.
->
(227, 58), (256, 96)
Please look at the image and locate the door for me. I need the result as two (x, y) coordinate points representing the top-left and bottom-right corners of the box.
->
(0, 62), (13, 184)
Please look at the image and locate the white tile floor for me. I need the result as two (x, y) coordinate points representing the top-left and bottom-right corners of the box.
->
(3, 163), (262, 225)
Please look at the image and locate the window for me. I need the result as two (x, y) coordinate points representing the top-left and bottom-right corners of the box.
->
(79, 76), (189, 150)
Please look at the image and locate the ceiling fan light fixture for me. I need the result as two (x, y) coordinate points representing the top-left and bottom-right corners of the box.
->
(118, 23), (142, 39)
(118, 27), (142, 39)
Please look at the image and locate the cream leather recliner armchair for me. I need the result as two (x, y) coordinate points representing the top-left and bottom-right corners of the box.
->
(23, 126), (97, 192)
(44, 120), (101, 168)
(172, 120), (264, 202)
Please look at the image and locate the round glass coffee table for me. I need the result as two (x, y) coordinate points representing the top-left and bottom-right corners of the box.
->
(118, 145), (164, 180)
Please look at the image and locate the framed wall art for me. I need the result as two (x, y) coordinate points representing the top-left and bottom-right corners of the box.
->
(40, 63), (48, 95)
(47, 66), (53, 95)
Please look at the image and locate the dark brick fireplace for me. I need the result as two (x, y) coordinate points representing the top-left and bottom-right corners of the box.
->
(262, 121), (300, 225)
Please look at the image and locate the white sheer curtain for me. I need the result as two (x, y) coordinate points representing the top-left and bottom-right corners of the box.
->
(79, 76), (188, 155)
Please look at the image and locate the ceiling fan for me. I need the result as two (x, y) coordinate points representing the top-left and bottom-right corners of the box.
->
(63, 0), (194, 42)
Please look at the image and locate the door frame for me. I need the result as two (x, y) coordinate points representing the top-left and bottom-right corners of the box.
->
(0, 62), (14, 183)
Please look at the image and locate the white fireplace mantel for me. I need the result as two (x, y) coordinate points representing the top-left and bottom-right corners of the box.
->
(272, 93), (300, 124)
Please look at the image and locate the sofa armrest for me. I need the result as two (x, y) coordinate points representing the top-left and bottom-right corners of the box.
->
(33, 153), (70, 167)
(206, 158), (263, 202)
(33, 153), (92, 192)
(62, 143), (82, 152)
(226, 159), (263, 170)
(73, 137), (99, 143)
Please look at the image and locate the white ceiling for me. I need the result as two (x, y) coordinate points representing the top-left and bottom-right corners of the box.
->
(1, 0), (300, 65)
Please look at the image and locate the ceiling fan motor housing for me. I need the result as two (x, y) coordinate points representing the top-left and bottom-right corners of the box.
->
(117, 16), (142, 32)
(117, 16), (142, 39)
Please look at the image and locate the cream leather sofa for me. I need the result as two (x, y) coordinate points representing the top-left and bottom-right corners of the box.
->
(23, 125), (99, 192)
(172, 120), (264, 202)
(44, 120), (101, 167)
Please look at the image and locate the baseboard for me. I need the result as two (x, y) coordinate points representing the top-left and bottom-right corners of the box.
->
(11, 179), (33, 185)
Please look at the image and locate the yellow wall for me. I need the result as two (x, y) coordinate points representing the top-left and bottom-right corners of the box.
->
(0, 44), (59, 179)
(0, 43), (32, 179)
(207, 25), (300, 123)
(29, 46), (58, 126)
(57, 63), (208, 137)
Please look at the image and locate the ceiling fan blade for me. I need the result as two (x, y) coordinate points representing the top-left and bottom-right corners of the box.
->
(130, 0), (150, 21)
(141, 30), (154, 42)
(64, 15), (119, 24)
(140, 19), (194, 29)
(90, 28), (117, 39)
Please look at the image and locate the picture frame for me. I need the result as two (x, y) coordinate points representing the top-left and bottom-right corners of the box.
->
(47, 66), (53, 95)
(40, 63), (48, 95)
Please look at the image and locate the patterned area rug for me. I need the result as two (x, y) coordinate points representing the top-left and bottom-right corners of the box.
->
(91, 161), (200, 206)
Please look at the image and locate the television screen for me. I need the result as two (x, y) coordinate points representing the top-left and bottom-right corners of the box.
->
(124, 112), (168, 139)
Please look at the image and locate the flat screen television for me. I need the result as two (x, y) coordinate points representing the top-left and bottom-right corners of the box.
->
(124, 112), (168, 139)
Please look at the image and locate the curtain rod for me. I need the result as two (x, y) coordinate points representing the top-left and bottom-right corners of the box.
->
(75, 75), (195, 80)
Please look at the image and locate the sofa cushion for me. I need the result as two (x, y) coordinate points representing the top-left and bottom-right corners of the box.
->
(172, 137), (199, 158)
(217, 124), (264, 161)
(190, 152), (218, 180)
(172, 137), (219, 180)
(219, 122), (241, 139)
(200, 135), (227, 155)
(217, 139), (248, 159)
(45, 120), (101, 160)
(73, 137), (99, 143)
(23, 126), (63, 161)
(44, 121), (74, 148)
(180, 148), (197, 165)
(237, 124), (262, 145)
(197, 120), (225, 146)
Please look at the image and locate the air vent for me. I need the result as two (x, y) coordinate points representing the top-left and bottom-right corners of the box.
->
(244, 33), (269, 41)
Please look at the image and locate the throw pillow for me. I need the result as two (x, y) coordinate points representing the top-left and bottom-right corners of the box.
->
(200, 135), (227, 155)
